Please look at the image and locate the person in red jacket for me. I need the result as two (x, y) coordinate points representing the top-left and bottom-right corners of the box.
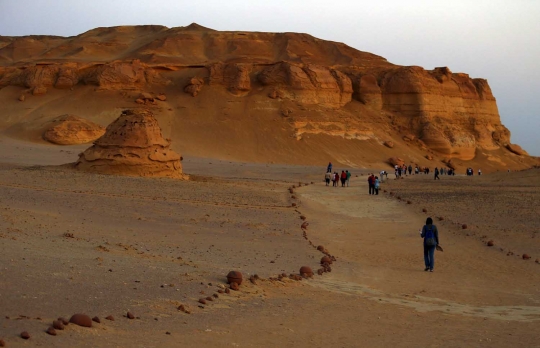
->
(368, 174), (375, 195)
(340, 171), (347, 187)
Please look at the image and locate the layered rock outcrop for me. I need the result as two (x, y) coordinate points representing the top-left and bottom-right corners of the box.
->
(76, 109), (184, 178)
(0, 24), (530, 163)
(43, 115), (105, 145)
(258, 62), (352, 108)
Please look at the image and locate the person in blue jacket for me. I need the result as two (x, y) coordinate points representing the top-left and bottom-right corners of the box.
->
(420, 217), (439, 272)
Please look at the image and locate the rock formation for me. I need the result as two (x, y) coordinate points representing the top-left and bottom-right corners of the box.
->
(0, 24), (533, 168)
(43, 115), (105, 145)
(76, 109), (185, 178)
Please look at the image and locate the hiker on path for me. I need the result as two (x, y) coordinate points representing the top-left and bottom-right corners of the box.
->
(374, 176), (380, 195)
(325, 171), (331, 186)
(434, 167), (440, 180)
(346, 170), (351, 186)
(332, 172), (338, 187)
(420, 217), (440, 272)
(368, 174), (375, 195)
(340, 171), (347, 187)
(327, 162), (332, 173)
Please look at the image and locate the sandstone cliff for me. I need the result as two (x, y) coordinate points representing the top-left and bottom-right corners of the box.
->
(0, 24), (534, 171)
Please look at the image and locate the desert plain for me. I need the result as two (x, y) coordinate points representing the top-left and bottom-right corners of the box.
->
(0, 137), (539, 347)
(1, 24), (540, 347)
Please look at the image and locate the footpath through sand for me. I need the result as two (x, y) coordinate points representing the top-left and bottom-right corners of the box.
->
(295, 183), (540, 322)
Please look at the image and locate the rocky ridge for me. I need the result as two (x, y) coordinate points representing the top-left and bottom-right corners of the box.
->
(0, 24), (534, 168)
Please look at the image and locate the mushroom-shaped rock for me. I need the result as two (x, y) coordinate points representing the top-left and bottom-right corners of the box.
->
(69, 314), (92, 327)
(76, 109), (185, 179)
(300, 266), (313, 277)
(43, 115), (105, 145)
(227, 271), (243, 285)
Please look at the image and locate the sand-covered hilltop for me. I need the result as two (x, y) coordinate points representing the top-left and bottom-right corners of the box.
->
(0, 24), (537, 172)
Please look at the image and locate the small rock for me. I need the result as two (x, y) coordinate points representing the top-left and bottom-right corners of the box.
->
(300, 215), (306, 220)
(291, 203), (296, 207)
(317, 245), (325, 251)
(58, 317), (69, 325)
(127, 312), (135, 319)
(300, 266), (313, 277)
(0, 339), (5, 346)
(407, 200), (412, 204)
(422, 208), (427, 213)
(206, 296), (213, 302)
(20, 331), (30, 339)
(462, 224), (468, 229)
(52, 320), (65, 330)
(213, 293), (219, 298)
(198, 298), (207, 305)
(227, 271), (243, 285)
(18, 94), (25, 102)
(523, 254), (531, 260)
(105, 315), (115, 321)
(217, 289), (224, 294)
(166, 331), (171, 335)
(92, 316), (100, 324)
(487, 240), (494, 247)
(225, 288), (230, 294)
(69, 314), (92, 327)
(321, 256), (332, 265)
(535, 259), (539, 264)
(46, 327), (57, 336)
(230, 282), (239, 291)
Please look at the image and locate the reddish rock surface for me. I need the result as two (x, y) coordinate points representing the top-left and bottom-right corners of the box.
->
(69, 314), (92, 327)
(300, 266), (313, 277)
(52, 320), (65, 330)
(226, 271), (243, 285)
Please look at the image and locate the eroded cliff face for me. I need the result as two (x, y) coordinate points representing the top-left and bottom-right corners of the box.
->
(0, 24), (528, 164)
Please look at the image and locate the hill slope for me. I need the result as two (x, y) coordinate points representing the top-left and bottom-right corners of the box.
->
(0, 24), (537, 172)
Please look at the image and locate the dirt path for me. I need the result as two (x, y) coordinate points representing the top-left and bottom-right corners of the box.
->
(295, 182), (540, 321)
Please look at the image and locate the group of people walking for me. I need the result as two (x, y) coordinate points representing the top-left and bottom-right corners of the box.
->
(325, 163), (351, 187)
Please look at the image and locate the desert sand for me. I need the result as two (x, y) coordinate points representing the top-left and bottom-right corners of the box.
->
(0, 136), (539, 347)
(1, 24), (539, 347)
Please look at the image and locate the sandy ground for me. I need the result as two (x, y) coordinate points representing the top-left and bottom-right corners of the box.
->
(0, 138), (539, 347)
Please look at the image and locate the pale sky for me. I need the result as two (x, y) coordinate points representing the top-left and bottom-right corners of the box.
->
(1, 0), (539, 155)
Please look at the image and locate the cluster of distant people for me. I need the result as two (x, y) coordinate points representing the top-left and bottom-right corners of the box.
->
(466, 167), (482, 176)
(325, 162), (351, 187)
(393, 164), (454, 180)
(324, 161), (487, 194)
